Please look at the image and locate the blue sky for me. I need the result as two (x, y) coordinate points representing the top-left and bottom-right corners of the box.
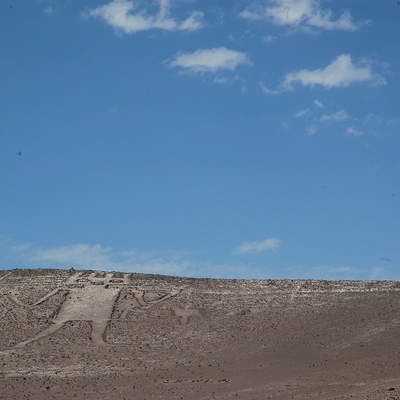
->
(1, 0), (399, 279)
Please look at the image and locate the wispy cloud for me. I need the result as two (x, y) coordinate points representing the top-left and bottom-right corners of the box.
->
(240, 0), (366, 32)
(167, 47), (252, 73)
(263, 34), (277, 43)
(6, 241), (266, 279)
(345, 127), (365, 136)
(313, 99), (324, 108)
(283, 54), (385, 90)
(310, 265), (356, 279)
(320, 109), (351, 122)
(235, 237), (282, 255)
(85, 0), (204, 35)
(306, 125), (318, 135)
(291, 100), (368, 136)
(212, 75), (244, 86)
(2, 239), (395, 280)
(43, 6), (55, 16)
(293, 104), (352, 124)
(10, 243), (33, 252)
(14, 242), (192, 276)
(370, 266), (385, 280)
(30, 244), (114, 267)
(313, 266), (354, 273)
(259, 81), (281, 95)
(294, 108), (310, 118)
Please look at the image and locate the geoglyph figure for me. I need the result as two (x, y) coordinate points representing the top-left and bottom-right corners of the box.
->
(2, 271), (182, 349)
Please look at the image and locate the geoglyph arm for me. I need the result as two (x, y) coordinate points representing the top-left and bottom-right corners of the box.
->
(33, 288), (64, 306)
(32, 272), (86, 306)
(144, 288), (182, 305)
(132, 287), (184, 308)
(0, 271), (87, 309)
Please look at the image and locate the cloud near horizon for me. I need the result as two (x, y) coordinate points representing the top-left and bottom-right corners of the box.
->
(1, 238), (390, 281)
(8, 241), (263, 279)
(86, 0), (204, 35)
(370, 266), (385, 280)
(235, 237), (282, 255)
(240, 0), (366, 32)
(15, 243), (191, 276)
(168, 47), (252, 73)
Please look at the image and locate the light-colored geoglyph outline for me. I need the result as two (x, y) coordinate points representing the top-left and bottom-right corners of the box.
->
(0, 271), (184, 349)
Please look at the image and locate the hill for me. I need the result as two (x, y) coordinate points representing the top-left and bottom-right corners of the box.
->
(1, 269), (400, 399)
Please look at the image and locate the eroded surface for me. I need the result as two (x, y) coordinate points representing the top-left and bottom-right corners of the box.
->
(1, 269), (400, 399)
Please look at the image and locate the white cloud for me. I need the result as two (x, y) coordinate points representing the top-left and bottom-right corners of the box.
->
(240, 0), (365, 32)
(313, 99), (324, 108)
(168, 47), (252, 73)
(320, 109), (351, 122)
(345, 127), (365, 136)
(294, 108), (310, 118)
(86, 0), (204, 35)
(283, 54), (385, 90)
(235, 237), (282, 255)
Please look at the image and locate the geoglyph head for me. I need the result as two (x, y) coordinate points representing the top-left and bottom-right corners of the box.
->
(66, 271), (130, 288)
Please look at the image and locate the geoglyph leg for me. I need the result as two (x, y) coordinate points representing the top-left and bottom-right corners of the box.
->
(14, 321), (66, 349)
(91, 320), (109, 345)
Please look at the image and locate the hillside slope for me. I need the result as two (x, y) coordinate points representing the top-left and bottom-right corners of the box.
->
(1, 269), (400, 399)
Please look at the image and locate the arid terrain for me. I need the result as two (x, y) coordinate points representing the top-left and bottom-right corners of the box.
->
(1, 269), (400, 399)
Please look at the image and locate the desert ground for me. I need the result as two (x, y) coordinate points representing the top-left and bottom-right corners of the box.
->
(1, 269), (400, 399)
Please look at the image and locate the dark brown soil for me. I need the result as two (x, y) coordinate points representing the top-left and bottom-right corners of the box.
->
(1, 269), (400, 399)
